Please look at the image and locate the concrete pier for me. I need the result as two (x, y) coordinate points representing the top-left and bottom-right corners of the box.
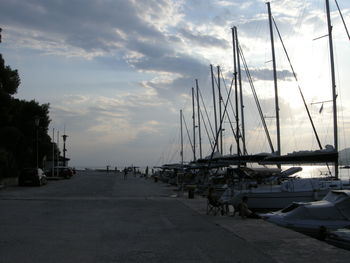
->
(0, 170), (349, 262)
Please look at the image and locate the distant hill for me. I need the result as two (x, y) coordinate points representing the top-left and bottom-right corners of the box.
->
(339, 148), (350, 165)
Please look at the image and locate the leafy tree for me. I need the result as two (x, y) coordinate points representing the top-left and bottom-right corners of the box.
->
(0, 54), (57, 179)
(0, 54), (20, 95)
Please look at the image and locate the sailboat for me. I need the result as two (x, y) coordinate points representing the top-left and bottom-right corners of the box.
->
(229, 0), (350, 210)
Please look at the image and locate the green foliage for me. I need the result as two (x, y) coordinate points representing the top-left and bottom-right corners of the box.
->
(0, 54), (20, 95)
(0, 54), (56, 178)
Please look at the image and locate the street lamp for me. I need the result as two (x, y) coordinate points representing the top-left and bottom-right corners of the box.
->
(35, 116), (40, 169)
(62, 134), (68, 167)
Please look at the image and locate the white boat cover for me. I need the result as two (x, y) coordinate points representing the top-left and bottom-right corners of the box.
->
(285, 190), (350, 221)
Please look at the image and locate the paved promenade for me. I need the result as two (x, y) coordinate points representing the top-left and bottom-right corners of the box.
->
(1, 170), (349, 262)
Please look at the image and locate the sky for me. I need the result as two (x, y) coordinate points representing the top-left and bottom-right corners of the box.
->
(0, 0), (349, 168)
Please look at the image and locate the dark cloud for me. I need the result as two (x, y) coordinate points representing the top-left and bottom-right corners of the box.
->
(127, 40), (173, 58)
(135, 55), (211, 100)
(178, 28), (230, 48)
(249, 68), (293, 81)
(0, 0), (165, 52)
(131, 54), (209, 77)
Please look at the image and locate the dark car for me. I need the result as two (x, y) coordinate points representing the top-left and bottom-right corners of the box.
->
(46, 167), (73, 179)
(18, 168), (47, 186)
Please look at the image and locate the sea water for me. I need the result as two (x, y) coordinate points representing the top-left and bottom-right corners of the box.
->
(281, 165), (350, 181)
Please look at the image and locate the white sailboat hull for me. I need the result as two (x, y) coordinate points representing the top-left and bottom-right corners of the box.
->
(233, 189), (329, 210)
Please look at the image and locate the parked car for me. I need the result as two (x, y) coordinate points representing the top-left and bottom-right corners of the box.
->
(46, 166), (74, 179)
(18, 168), (47, 186)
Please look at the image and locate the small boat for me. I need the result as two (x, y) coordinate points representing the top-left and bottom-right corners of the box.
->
(261, 190), (350, 237)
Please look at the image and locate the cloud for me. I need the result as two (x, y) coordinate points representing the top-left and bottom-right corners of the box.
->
(178, 27), (229, 49)
(0, 0), (169, 56)
(249, 68), (293, 81)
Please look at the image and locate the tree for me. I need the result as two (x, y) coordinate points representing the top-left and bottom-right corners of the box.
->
(0, 54), (55, 179)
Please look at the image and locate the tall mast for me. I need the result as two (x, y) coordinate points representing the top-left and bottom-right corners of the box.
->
(234, 26), (246, 155)
(196, 79), (203, 159)
(326, 0), (338, 178)
(192, 87), (196, 161)
(180, 109), (184, 166)
(210, 64), (218, 152)
(217, 66), (223, 154)
(52, 128), (55, 176)
(267, 2), (281, 156)
(232, 27), (240, 158)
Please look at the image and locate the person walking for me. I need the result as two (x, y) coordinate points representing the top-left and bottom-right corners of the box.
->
(123, 168), (128, 180)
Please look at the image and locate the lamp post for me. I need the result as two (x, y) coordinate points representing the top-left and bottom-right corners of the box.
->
(34, 117), (40, 169)
(62, 134), (68, 167)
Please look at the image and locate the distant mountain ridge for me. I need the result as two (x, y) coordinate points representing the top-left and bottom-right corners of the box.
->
(339, 148), (350, 165)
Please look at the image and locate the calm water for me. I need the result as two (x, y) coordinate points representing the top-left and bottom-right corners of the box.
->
(281, 165), (350, 180)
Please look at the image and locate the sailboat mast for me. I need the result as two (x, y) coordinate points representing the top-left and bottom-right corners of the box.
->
(217, 66), (223, 154)
(325, 0), (338, 178)
(232, 27), (240, 158)
(180, 109), (184, 166)
(235, 26), (246, 155)
(52, 128), (55, 177)
(192, 87), (196, 161)
(196, 79), (202, 159)
(210, 64), (218, 152)
(267, 2), (281, 157)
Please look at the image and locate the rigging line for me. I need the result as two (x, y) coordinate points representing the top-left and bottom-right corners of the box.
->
(199, 88), (216, 141)
(219, 68), (243, 144)
(168, 148), (179, 164)
(165, 133), (178, 164)
(182, 114), (194, 156)
(239, 44), (275, 153)
(334, 0), (350, 41)
(197, 88), (215, 150)
(157, 129), (177, 165)
(224, 105), (242, 155)
(272, 16), (323, 151)
(220, 69), (237, 119)
(273, 15), (332, 175)
(209, 72), (236, 161)
(219, 69), (240, 136)
(199, 106), (215, 151)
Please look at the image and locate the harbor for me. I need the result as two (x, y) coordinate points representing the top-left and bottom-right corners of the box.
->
(1, 170), (350, 263)
(1, 1), (350, 262)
